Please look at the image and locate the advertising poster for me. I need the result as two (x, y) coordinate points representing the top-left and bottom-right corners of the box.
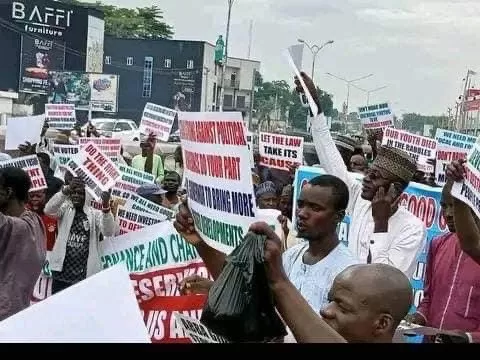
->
(89, 73), (119, 112)
(19, 36), (65, 94)
(172, 71), (196, 112)
(48, 71), (91, 109)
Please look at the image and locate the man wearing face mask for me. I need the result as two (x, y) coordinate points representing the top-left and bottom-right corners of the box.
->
(0, 167), (46, 321)
(44, 178), (117, 294)
(294, 73), (425, 278)
(131, 133), (165, 184)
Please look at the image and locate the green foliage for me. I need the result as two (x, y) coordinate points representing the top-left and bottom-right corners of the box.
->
(59, 0), (174, 39)
(401, 113), (448, 134)
(253, 73), (336, 131)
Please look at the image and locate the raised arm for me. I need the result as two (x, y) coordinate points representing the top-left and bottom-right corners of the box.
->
(295, 73), (360, 193)
(174, 201), (226, 279)
(44, 187), (69, 219)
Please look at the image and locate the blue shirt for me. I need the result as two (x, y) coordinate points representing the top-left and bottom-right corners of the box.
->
(282, 242), (360, 313)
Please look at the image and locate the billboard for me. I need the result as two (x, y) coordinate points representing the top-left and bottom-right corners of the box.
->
(48, 71), (118, 112)
(19, 36), (65, 94)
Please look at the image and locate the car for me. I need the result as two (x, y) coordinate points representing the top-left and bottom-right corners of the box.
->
(96, 119), (141, 142)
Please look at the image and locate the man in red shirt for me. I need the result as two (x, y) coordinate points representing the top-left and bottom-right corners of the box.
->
(406, 181), (480, 343)
(28, 190), (57, 251)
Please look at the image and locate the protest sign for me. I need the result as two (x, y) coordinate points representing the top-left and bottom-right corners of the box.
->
(259, 132), (304, 171)
(65, 142), (120, 201)
(0, 155), (47, 191)
(111, 188), (174, 219)
(179, 111), (257, 254)
(141, 295), (207, 343)
(78, 137), (121, 162)
(435, 128), (476, 150)
(293, 166), (447, 320)
(140, 103), (177, 142)
(435, 145), (468, 186)
(45, 103), (76, 130)
(358, 103), (394, 130)
(52, 144), (79, 180)
(0, 265), (151, 343)
(115, 164), (155, 193)
(116, 206), (165, 234)
(382, 127), (437, 173)
(5, 115), (45, 150)
(451, 138), (480, 219)
(174, 313), (229, 343)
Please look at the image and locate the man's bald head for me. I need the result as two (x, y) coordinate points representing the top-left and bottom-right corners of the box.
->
(321, 263), (412, 343)
(345, 264), (412, 326)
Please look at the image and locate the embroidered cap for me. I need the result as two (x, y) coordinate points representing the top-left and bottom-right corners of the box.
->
(373, 146), (417, 183)
(255, 181), (277, 198)
(332, 134), (358, 152)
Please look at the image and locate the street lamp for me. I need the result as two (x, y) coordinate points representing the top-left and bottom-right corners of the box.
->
(218, 0), (235, 113)
(298, 39), (334, 79)
(325, 72), (373, 115)
(352, 84), (388, 106)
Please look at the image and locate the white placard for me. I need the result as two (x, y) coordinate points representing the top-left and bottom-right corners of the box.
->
(140, 103), (176, 142)
(45, 103), (76, 130)
(173, 313), (229, 343)
(0, 155), (47, 191)
(0, 265), (151, 343)
(358, 103), (394, 130)
(259, 132), (304, 171)
(5, 115), (45, 150)
(179, 111), (257, 254)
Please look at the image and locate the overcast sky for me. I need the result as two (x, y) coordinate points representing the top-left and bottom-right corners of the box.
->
(87, 0), (480, 115)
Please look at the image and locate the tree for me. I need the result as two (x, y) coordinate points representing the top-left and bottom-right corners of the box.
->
(254, 80), (292, 129)
(59, 1), (174, 39)
(401, 113), (447, 134)
(288, 86), (334, 130)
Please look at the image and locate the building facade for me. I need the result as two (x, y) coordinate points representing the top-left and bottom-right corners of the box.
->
(0, 0), (104, 94)
(103, 37), (260, 124)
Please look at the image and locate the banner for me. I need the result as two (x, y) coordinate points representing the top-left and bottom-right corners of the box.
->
(116, 206), (165, 235)
(89, 74), (119, 112)
(435, 146), (468, 186)
(47, 72), (119, 112)
(65, 142), (120, 201)
(435, 128), (476, 151)
(179, 111), (257, 254)
(0, 155), (47, 191)
(293, 166), (447, 314)
(451, 138), (480, 219)
(19, 36), (65, 95)
(382, 127), (437, 173)
(358, 103), (394, 130)
(45, 103), (76, 130)
(78, 137), (121, 162)
(173, 313), (229, 343)
(111, 188), (174, 220)
(259, 132), (304, 171)
(116, 164), (155, 193)
(140, 103), (177, 142)
(52, 144), (79, 180)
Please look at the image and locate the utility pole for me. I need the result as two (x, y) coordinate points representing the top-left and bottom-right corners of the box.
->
(218, 0), (235, 113)
(203, 66), (210, 111)
(247, 20), (253, 59)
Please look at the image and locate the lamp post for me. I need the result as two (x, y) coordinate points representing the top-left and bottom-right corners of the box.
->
(352, 84), (388, 106)
(297, 39), (334, 79)
(325, 72), (374, 116)
(218, 0), (235, 113)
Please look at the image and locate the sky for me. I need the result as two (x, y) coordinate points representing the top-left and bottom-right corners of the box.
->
(85, 0), (480, 115)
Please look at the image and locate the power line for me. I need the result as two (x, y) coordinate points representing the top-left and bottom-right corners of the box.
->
(0, 17), (205, 76)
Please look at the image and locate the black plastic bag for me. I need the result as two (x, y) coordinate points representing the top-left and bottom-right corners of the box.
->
(200, 232), (287, 342)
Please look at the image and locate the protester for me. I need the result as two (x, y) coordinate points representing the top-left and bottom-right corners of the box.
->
(137, 183), (167, 206)
(294, 72), (425, 278)
(131, 133), (165, 183)
(28, 189), (57, 251)
(405, 180), (480, 343)
(255, 181), (279, 210)
(175, 175), (360, 313)
(332, 134), (358, 170)
(254, 219), (413, 343)
(0, 167), (46, 321)
(446, 159), (480, 265)
(349, 154), (367, 174)
(37, 152), (64, 201)
(164, 145), (184, 181)
(162, 171), (181, 209)
(44, 178), (117, 294)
